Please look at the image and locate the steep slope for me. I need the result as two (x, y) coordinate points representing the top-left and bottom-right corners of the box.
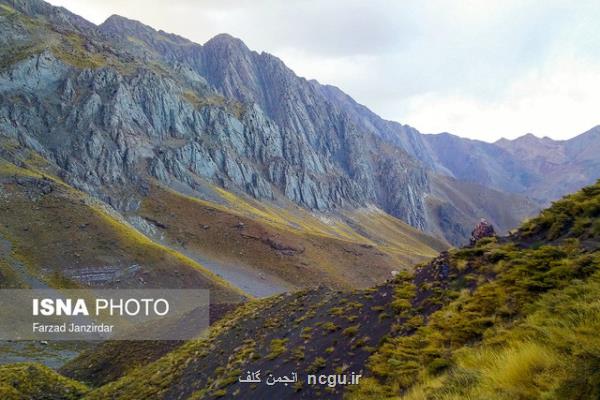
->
(0, 0), (450, 302)
(53, 180), (599, 400)
(98, 14), (599, 209)
(95, 9), (539, 243)
(1, 0), (595, 246)
(1, 3), (438, 236)
(0, 142), (244, 302)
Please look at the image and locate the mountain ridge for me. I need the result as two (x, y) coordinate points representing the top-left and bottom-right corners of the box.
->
(0, 2), (599, 398)
(1, 0), (598, 247)
(0, 0), (545, 245)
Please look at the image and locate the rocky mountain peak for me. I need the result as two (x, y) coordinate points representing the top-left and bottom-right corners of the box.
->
(99, 13), (191, 48)
(100, 14), (148, 33)
(204, 33), (249, 51)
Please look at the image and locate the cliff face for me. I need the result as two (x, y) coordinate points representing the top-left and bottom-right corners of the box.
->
(95, 17), (438, 229)
(0, 0), (543, 244)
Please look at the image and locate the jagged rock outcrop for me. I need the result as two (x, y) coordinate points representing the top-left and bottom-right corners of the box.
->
(0, 0), (545, 244)
(469, 218), (496, 245)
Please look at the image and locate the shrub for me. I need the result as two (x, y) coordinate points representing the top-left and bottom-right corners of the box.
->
(266, 338), (288, 360)
(307, 357), (327, 373)
(291, 346), (305, 361)
(321, 322), (338, 333)
(343, 324), (360, 337)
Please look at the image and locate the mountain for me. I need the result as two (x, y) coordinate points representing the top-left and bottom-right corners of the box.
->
(0, 0), (545, 249)
(47, 180), (600, 399)
(0, 0), (596, 290)
(495, 127), (600, 201)
(0, 2), (599, 397)
(103, 15), (596, 208)
(1, 126), (451, 297)
(422, 127), (600, 204)
(0, 0), (454, 304)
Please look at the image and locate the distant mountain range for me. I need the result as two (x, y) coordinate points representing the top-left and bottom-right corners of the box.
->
(423, 127), (600, 203)
(0, 0), (598, 250)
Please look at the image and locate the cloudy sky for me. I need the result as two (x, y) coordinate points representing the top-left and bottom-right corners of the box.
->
(47, 0), (600, 142)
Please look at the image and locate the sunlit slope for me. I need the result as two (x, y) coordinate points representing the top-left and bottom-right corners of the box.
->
(0, 154), (245, 303)
(0, 363), (89, 399)
(134, 183), (447, 290)
(351, 180), (600, 399)
(1, 133), (446, 297)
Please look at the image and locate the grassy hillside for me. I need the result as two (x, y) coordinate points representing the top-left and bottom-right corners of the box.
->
(134, 183), (446, 292)
(1, 136), (446, 296)
(58, 180), (599, 400)
(351, 180), (600, 399)
(0, 140), (245, 302)
(0, 137), (598, 399)
(0, 363), (89, 399)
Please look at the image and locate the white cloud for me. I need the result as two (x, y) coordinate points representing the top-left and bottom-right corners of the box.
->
(46, 0), (600, 141)
(399, 56), (600, 141)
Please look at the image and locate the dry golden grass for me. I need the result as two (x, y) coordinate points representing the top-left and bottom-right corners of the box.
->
(0, 159), (244, 303)
(139, 183), (442, 290)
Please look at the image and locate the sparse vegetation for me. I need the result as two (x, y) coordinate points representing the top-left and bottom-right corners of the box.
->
(349, 180), (600, 399)
(265, 338), (288, 360)
(291, 346), (305, 361)
(0, 363), (88, 399)
(307, 357), (327, 373)
(343, 324), (360, 337)
(182, 90), (246, 118)
(300, 327), (313, 340)
(321, 321), (339, 333)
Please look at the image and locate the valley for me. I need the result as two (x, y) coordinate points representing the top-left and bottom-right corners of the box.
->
(0, 1), (599, 399)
